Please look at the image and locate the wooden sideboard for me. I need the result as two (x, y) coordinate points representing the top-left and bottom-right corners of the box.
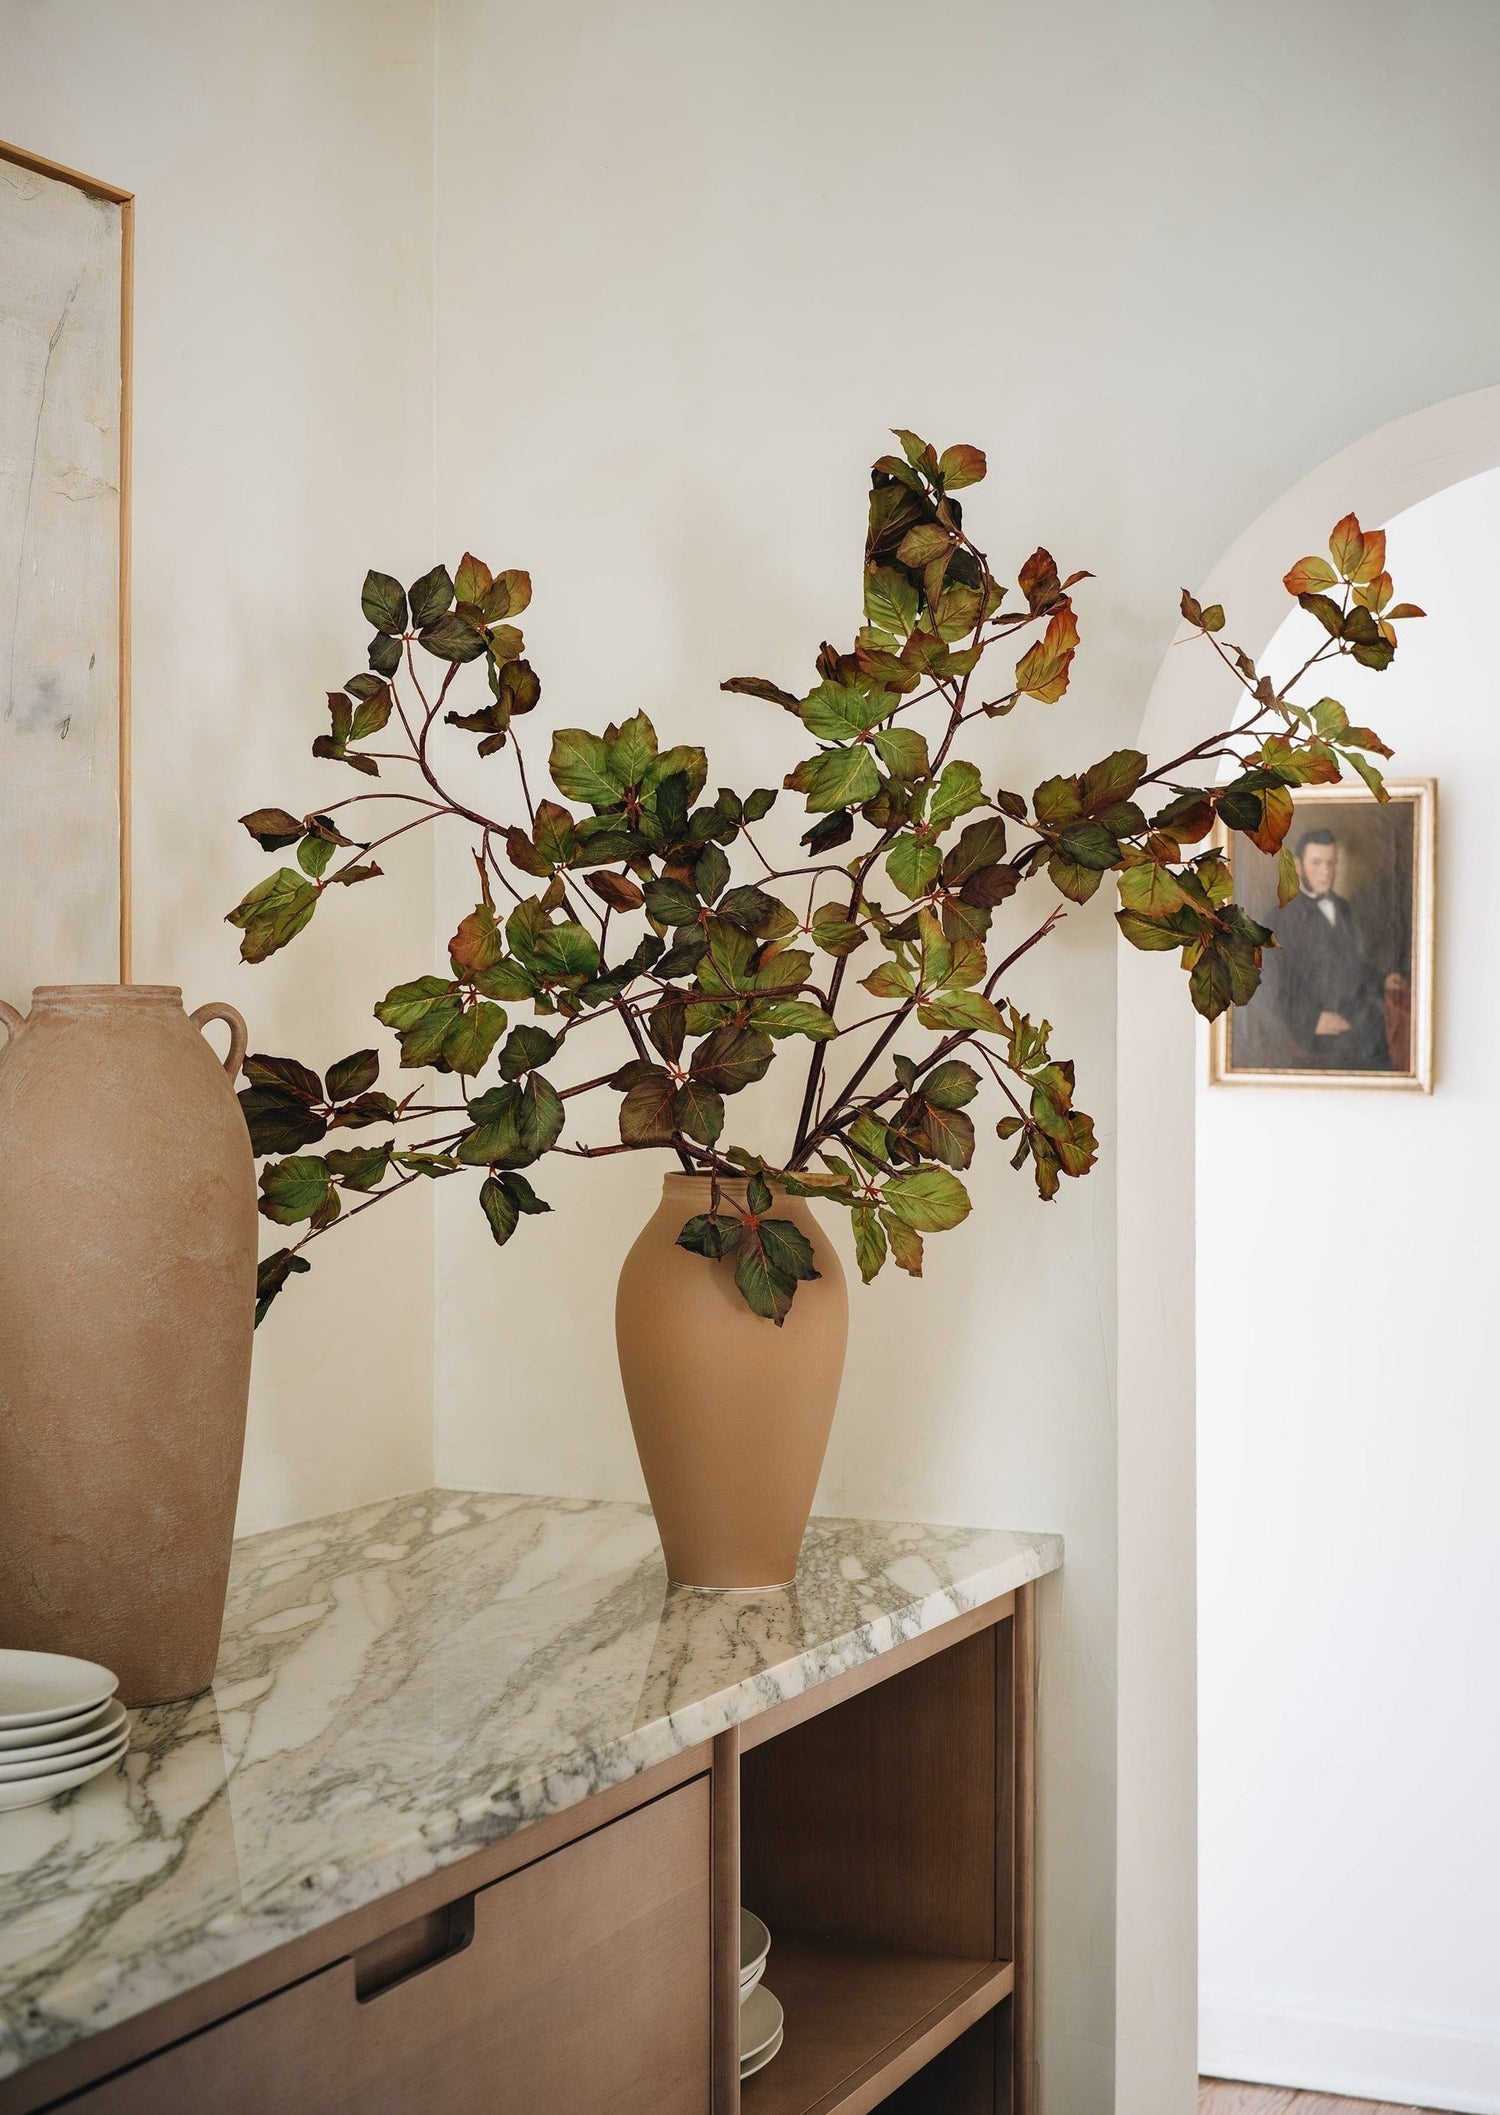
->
(4, 1585), (1035, 2115)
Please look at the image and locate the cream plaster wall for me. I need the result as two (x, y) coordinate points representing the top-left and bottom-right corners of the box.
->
(0, 0), (439, 1533)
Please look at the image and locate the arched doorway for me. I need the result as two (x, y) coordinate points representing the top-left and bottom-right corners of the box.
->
(1115, 385), (1500, 2115)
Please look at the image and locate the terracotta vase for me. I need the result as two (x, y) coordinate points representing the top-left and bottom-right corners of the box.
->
(0, 986), (256, 1705)
(615, 1173), (848, 1589)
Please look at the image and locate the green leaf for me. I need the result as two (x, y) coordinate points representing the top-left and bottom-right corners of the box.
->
(811, 904), (866, 957)
(937, 443), (986, 490)
(326, 1049), (379, 1101)
(871, 724), (929, 779)
(258, 1155), (332, 1225)
(882, 1166), (971, 1233)
(673, 1077), (725, 1146)
(408, 564), (454, 628)
(851, 1204), (888, 1283)
(942, 815), (1008, 882)
(243, 1052), (323, 1100)
(1047, 853), (1104, 904)
(644, 877), (701, 926)
(895, 523), (953, 568)
(460, 1076), (564, 1166)
(619, 1070), (678, 1145)
(443, 1001), (507, 1076)
(922, 1057), (981, 1108)
(1079, 749), (1145, 812)
(419, 612), (487, 663)
(499, 1024), (559, 1078)
(1116, 860), (1188, 916)
(1115, 909), (1186, 952)
(1057, 819), (1120, 870)
(885, 832), (942, 900)
(929, 761), (986, 826)
(863, 566), (919, 638)
(676, 1212), (741, 1260)
(361, 570), (408, 633)
(297, 833), (336, 879)
(368, 630), (403, 678)
(609, 710), (659, 787)
(752, 999), (837, 1041)
(787, 745), (882, 812)
(324, 1144), (391, 1191)
(238, 1085), (328, 1156)
(758, 1216), (819, 1283)
(549, 728), (623, 807)
(691, 1024), (774, 1094)
(374, 975), (466, 1068)
(800, 682), (887, 741)
(917, 989), (1005, 1035)
(1341, 747), (1389, 800)
(533, 919), (601, 982)
(881, 1211), (924, 1276)
(226, 868), (319, 964)
(480, 1173), (520, 1246)
(733, 1233), (798, 1326)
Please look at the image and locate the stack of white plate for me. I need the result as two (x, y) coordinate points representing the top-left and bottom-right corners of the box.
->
(0, 1651), (127, 1812)
(740, 1908), (783, 2081)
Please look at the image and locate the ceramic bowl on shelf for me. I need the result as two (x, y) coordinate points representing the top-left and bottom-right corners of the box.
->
(740, 1981), (783, 2079)
(741, 2022), (784, 2082)
(740, 1906), (771, 1996)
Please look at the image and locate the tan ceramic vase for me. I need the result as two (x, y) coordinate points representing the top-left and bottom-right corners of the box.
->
(0, 986), (256, 1706)
(616, 1173), (848, 1589)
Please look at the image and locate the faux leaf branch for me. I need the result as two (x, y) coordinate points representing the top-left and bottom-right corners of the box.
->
(229, 434), (1417, 1324)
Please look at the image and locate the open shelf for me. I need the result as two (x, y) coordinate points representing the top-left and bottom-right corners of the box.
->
(741, 1933), (1013, 2115)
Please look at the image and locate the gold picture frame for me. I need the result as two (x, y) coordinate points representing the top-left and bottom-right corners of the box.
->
(1, 139), (134, 980)
(1208, 778), (1435, 1092)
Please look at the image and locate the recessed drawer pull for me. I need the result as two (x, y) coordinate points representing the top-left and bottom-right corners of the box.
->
(354, 1895), (475, 2002)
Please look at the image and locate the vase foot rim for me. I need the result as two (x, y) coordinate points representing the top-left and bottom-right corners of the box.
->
(666, 1576), (797, 1594)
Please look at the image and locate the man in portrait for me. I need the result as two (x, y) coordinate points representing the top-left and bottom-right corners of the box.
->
(1260, 826), (1406, 1069)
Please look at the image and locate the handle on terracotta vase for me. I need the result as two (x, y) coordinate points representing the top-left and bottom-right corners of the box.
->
(0, 1002), (24, 1046)
(190, 1001), (249, 1079)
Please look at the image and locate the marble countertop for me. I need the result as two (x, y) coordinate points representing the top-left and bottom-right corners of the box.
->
(0, 1488), (1061, 2083)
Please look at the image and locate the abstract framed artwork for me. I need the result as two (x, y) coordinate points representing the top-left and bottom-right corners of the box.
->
(0, 139), (133, 989)
(1208, 778), (1435, 1091)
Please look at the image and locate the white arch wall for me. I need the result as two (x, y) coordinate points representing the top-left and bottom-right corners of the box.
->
(1197, 465), (1500, 2109)
(1120, 388), (1500, 2115)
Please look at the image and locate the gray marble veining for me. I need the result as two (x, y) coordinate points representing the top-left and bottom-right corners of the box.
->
(0, 1489), (1061, 2081)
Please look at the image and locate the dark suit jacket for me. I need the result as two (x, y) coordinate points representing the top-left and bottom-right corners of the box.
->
(1261, 890), (1390, 1068)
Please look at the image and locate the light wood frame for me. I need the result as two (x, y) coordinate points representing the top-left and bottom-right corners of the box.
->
(0, 140), (134, 980)
(1208, 777), (1435, 1093)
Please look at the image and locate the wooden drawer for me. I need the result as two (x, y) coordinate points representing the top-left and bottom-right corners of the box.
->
(63, 1778), (711, 2115)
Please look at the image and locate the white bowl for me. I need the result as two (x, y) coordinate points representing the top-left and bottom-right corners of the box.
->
(0, 1650), (117, 1730)
(740, 1906), (771, 1992)
(741, 2020), (784, 2081)
(0, 1698), (128, 1766)
(740, 1981), (783, 2065)
(0, 1694), (116, 1753)
(0, 1737), (127, 1812)
(0, 1722), (128, 1783)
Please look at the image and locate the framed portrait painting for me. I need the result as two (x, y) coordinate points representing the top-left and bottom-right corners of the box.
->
(0, 139), (133, 991)
(1208, 779), (1435, 1092)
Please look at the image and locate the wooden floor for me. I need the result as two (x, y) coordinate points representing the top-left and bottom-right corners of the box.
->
(1200, 2082), (1452, 2115)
